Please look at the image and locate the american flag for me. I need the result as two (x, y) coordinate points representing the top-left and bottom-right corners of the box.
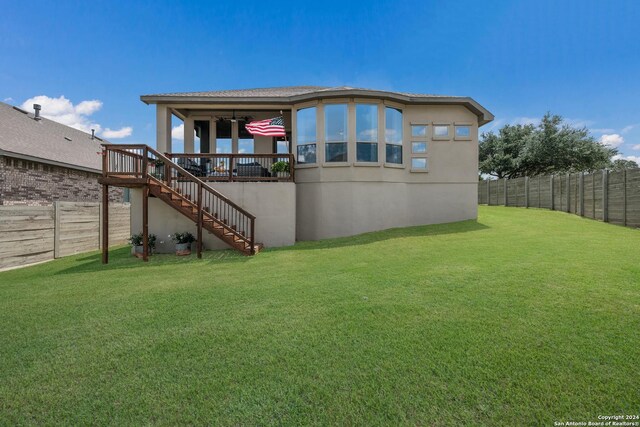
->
(245, 116), (286, 137)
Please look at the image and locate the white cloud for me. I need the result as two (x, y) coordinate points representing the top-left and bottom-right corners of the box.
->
(20, 95), (133, 139)
(102, 126), (133, 139)
(632, 144), (640, 151)
(613, 154), (640, 164)
(599, 133), (624, 148)
(3, 97), (13, 103)
(172, 123), (184, 140)
(621, 124), (637, 134)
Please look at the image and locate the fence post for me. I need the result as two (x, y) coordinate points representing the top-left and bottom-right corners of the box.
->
(602, 169), (609, 222)
(550, 175), (555, 210)
(623, 169), (627, 226)
(524, 176), (529, 208)
(54, 201), (60, 258)
(538, 175), (541, 207)
(504, 178), (508, 206)
(579, 172), (584, 216)
(565, 174), (570, 212)
(487, 179), (490, 205)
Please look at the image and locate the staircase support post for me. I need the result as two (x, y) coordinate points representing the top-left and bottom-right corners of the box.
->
(142, 185), (149, 262)
(197, 182), (203, 259)
(250, 217), (256, 255)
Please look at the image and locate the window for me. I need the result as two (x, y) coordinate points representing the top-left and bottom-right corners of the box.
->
(433, 125), (450, 138)
(412, 142), (427, 153)
(411, 125), (427, 137)
(216, 119), (232, 153)
(455, 125), (471, 138)
(296, 107), (317, 164)
(385, 107), (403, 164)
(356, 104), (378, 162)
(238, 121), (255, 154)
(412, 158), (428, 170)
(324, 104), (348, 162)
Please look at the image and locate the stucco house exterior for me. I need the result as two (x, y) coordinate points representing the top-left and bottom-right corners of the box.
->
(0, 101), (123, 205)
(101, 86), (493, 259)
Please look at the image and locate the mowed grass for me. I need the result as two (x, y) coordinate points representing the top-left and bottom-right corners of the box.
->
(0, 206), (638, 426)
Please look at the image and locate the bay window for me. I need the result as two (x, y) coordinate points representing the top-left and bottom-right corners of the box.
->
(296, 107), (317, 164)
(324, 104), (348, 162)
(356, 104), (378, 162)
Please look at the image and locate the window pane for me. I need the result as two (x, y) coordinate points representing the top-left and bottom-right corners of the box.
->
(297, 144), (316, 164)
(325, 104), (348, 142)
(356, 104), (378, 142)
(412, 142), (427, 153)
(386, 144), (402, 164)
(357, 142), (378, 162)
(434, 125), (449, 137)
(297, 107), (317, 144)
(385, 107), (403, 144)
(412, 158), (427, 169)
(326, 142), (347, 162)
(455, 125), (470, 137)
(411, 125), (427, 137)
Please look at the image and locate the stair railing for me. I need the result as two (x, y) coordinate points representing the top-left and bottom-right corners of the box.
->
(102, 144), (257, 255)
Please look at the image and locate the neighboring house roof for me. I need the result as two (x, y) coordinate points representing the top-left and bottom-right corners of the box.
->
(0, 102), (106, 173)
(141, 86), (494, 125)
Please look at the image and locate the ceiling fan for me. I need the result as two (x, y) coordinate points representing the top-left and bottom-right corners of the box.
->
(215, 110), (253, 123)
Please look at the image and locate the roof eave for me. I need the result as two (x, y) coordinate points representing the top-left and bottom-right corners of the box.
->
(0, 149), (102, 174)
(140, 91), (494, 125)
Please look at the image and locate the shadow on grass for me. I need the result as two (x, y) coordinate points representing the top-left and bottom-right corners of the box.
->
(273, 219), (490, 252)
(56, 219), (489, 274)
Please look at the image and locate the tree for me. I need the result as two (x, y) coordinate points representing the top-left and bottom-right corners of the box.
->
(479, 113), (617, 178)
(611, 158), (639, 170)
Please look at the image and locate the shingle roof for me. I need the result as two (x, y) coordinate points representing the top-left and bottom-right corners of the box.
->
(0, 102), (106, 172)
(140, 86), (494, 125)
(141, 85), (450, 99)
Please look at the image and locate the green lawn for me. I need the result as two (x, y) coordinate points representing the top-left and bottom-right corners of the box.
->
(0, 206), (638, 426)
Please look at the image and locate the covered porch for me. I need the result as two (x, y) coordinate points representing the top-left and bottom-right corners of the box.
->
(155, 106), (295, 182)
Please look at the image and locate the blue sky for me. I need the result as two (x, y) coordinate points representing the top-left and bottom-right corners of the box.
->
(1, 0), (639, 161)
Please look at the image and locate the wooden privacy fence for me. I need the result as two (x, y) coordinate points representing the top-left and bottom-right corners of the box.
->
(0, 202), (130, 270)
(478, 169), (640, 228)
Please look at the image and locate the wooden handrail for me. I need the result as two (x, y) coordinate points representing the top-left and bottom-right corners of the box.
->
(102, 144), (258, 251)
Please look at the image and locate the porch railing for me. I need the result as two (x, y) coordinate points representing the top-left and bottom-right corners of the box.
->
(165, 153), (295, 182)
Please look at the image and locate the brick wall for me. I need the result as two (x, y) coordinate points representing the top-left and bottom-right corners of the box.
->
(0, 156), (123, 206)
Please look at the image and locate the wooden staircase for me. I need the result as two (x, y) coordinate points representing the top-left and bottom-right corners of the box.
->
(147, 177), (262, 255)
(99, 144), (261, 261)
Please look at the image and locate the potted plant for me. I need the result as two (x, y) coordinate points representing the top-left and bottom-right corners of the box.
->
(171, 232), (196, 256)
(270, 160), (290, 178)
(129, 232), (157, 257)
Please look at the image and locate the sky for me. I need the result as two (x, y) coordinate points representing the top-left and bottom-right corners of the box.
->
(1, 0), (639, 162)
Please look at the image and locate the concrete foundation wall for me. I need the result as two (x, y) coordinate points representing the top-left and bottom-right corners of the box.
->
(296, 181), (477, 241)
(130, 182), (296, 253)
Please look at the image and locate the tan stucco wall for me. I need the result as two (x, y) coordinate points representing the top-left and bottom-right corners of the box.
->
(296, 182), (477, 241)
(130, 182), (296, 252)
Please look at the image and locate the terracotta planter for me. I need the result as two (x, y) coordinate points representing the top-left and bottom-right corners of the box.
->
(175, 242), (191, 256)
